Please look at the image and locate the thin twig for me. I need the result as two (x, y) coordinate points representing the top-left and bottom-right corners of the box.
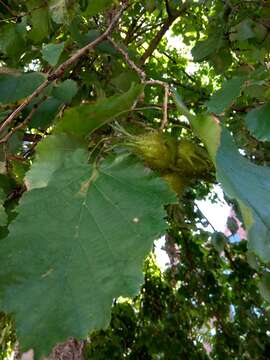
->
(145, 80), (170, 129)
(108, 35), (171, 128)
(0, 97), (47, 144)
(0, 2), (129, 135)
(0, 0), (17, 16)
(107, 36), (146, 80)
(161, 84), (169, 129)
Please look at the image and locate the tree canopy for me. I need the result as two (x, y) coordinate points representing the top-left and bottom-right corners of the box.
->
(1, 0), (270, 359)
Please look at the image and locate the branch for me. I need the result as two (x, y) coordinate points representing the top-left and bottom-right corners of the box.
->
(0, 97), (47, 144)
(140, 4), (188, 65)
(0, 2), (129, 135)
(108, 37), (146, 80)
(108, 37), (170, 129)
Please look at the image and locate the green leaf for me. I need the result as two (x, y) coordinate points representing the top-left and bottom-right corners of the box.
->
(55, 83), (143, 137)
(230, 19), (255, 42)
(0, 189), (7, 227)
(52, 79), (78, 103)
(25, 134), (83, 190)
(28, 6), (50, 43)
(258, 272), (270, 303)
(41, 42), (65, 66)
(29, 97), (62, 129)
(0, 24), (25, 57)
(0, 73), (46, 104)
(211, 232), (227, 253)
(49, 0), (68, 24)
(0, 151), (175, 357)
(190, 113), (270, 262)
(191, 31), (225, 62)
(84, 0), (113, 17)
(173, 92), (270, 262)
(245, 103), (270, 141)
(206, 77), (245, 114)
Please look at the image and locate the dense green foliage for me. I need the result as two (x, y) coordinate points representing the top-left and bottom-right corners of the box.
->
(1, 0), (270, 358)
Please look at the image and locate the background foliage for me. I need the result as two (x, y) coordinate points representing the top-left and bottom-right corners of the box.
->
(1, 0), (270, 358)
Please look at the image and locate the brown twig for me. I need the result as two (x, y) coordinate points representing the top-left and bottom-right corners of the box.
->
(0, 2), (129, 135)
(0, 97), (47, 144)
(107, 36), (146, 80)
(108, 36), (170, 128)
(0, 0), (17, 16)
(145, 80), (170, 129)
(140, 4), (188, 65)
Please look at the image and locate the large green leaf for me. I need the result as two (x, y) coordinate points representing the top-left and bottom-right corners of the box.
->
(55, 83), (143, 137)
(206, 77), (245, 114)
(174, 91), (270, 262)
(0, 151), (174, 357)
(245, 102), (270, 141)
(25, 134), (83, 190)
(0, 73), (46, 104)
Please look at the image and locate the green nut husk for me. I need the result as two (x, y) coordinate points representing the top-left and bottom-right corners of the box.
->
(176, 139), (212, 177)
(162, 172), (189, 196)
(131, 131), (177, 170)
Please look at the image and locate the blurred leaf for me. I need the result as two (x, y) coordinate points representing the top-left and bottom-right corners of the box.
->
(192, 31), (225, 62)
(56, 83), (143, 137)
(52, 79), (78, 103)
(84, 0), (114, 17)
(0, 73), (46, 104)
(0, 189), (7, 227)
(245, 103), (270, 141)
(211, 232), (227, 253)
(206, 77), (245, 114)
(41, 42), (65, 66)
(226, 217), (239, 235)
(29, 97), (62, 129)
(49, 0), (68, 24)
(27, 4), (50, 43)
(230, 19), (255, 42)
(258, 272), (270, 303)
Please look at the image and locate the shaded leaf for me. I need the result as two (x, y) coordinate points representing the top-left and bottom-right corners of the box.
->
(49, 0), (67, 24)
(27, 6), (50, 43)
(0, 24), (25, 57)
(191, 31), (225, 62)
(52, 80), (78, 104)
(25, 134), (83, 190)
(0, 73), (46, 104)
(211, 232), (227, 253)
(56, 83), (143, 137)
(29, 97), (62, 129)
(0, 152), (175, 357)
(230, 19), (255, 42)
(41, 42), (65, 66)
(0, 189), (7, 227)
(245, 102), (270, 141)
(206, 77), (245, 114)
(84, 0), (114, 17)
(258, 272), (270, 303)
